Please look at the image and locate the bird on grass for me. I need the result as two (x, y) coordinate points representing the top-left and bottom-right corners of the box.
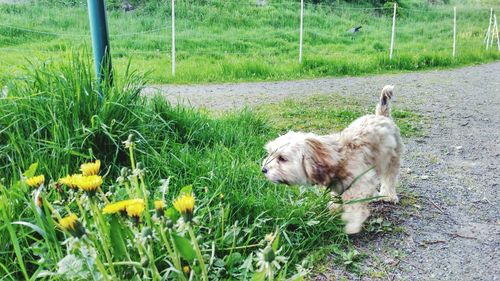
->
(348, 25), (362, 39)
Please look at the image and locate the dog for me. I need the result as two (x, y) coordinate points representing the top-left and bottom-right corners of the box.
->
(262, 85), (403, 234)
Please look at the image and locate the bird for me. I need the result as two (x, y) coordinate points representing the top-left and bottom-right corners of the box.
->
(122, 0), (135, 12)
(348, 26), (362, 34)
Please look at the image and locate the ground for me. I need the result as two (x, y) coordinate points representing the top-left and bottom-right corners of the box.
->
(145, 61), (500, 280)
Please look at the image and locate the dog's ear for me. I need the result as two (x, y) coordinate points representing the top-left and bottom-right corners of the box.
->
(303, 138), (339, 186)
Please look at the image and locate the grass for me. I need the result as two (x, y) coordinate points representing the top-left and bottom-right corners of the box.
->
(0, 54), (343, 280)
(257, 94), (424, 137)
(0, 53), (424, 279)
(0, 0), (499, 84)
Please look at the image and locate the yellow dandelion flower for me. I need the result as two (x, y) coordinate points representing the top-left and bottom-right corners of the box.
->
(59, 214), (85, 238)
(173, 193), (195, 222)
(26, 175), (44, 188)
(183, 265), (190, 275)
(103, 199), (144, 214)
(58, 174), (82, 189)
(154, 200), (164, 217)
(76, 175), (102, 194)
(126, 202), (145, 218)
(80, 160), (101, 176)
(154, 200), (164, 210)
(59, 214), (78, 231)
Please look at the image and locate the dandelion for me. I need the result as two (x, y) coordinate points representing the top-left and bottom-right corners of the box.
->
(183, 265), (190, 276)
(76, 175), (103, 195)
(255, 246), (288, 280)
(58, 174), (82, 189)
(126, 202), (145, 222)
(103, 199), (144, 215)
(154, 200), (164, 217)
(173, 193), (195, 223)
(59, 214), (85, 238)
(25, 175), (44, 188)
(123, 134), (135, 149)
(80, 160), (101, 176)
(174, 192), (208, 280)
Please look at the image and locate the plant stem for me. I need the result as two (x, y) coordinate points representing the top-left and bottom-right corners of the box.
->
(83, 238), (111, 281)
(159, 226), (186, 281)
(138, 173), (153, 227)
(104, 261), (142, 267)
(90, 200), (117, 278)
(187, 224), (208, 281)
(145, 243), (162, 281)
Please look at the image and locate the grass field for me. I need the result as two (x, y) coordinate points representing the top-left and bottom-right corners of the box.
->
(0, 0), (499, 84)
(0, 52), (424, 279)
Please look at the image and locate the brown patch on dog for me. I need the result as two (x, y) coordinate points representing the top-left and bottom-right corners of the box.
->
(304, 139), (351, 186)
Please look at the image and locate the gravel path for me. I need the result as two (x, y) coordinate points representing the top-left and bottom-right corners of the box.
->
(146, 62), (500, 280)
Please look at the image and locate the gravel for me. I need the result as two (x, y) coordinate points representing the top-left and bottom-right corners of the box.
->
(146, 62), (500, 280)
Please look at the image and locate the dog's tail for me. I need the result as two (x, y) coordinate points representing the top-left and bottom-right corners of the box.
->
(375, 85), (394, 118)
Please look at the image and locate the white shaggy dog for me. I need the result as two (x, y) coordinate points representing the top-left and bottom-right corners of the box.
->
(262, 85), (403, 234)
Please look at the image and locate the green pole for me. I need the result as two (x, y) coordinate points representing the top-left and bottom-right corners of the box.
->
(87, 0), (113, 93)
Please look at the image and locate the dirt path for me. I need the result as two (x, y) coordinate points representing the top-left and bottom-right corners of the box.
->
(146, 62), (500, 280)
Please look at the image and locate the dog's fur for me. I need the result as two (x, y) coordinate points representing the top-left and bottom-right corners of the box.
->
(262, 85), (403, 234)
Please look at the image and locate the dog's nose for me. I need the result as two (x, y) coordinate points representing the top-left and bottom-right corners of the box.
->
(261, 167), (268, 174)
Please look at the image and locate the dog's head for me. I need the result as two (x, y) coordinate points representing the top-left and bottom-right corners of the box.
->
(261, 132), (342, 186)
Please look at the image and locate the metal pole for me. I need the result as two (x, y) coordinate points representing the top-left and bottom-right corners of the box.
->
(389, 3), (397, 62)
(87, 0), (113, 90)
(299, 0), (304, 63)
(171, 0), (176, 77)
(453, 7), (456, 58)
(486, 8), (493, 49)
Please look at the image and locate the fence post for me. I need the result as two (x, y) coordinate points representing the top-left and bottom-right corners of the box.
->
(494, 14), (500, 51)
(453, 7), (456, 57)
(389, 2), (397, 62)
(491, 13), (497, 49)
(171, 0), (176, 77)
(299, 0), (304, 63)
(87, 0), (113, 93)
(486, 8), (492, 49)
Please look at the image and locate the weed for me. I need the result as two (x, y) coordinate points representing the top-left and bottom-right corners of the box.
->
(333, 248), (365, 274)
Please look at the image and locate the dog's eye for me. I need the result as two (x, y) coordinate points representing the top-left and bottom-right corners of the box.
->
(277, 155), (287, 162)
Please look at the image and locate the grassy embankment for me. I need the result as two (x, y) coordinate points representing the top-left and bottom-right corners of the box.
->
(1, 0), (499, 84)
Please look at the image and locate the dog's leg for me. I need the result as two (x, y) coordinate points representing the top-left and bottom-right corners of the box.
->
(379, 155), (400, 202)
(342, 203), (370, 234)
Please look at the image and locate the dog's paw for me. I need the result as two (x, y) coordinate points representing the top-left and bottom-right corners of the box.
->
(377, 193), (399, 203)
(345, 223), (362, 234)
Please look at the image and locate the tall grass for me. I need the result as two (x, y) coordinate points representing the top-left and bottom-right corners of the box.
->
(0, 54), (348, 279)
(0, 0), (499, 84)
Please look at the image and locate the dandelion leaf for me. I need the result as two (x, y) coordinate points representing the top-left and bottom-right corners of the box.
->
(109, 216), (128, 260)
(171, 233), (196, 263)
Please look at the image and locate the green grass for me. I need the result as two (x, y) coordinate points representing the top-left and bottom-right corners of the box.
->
(0, 53), (423, 279)
(258, 94), (423, 137)
(0, 54), (349, 280)
(0, 0), (499, 84)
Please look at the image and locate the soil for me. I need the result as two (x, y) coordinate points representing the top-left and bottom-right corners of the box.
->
(145, 62), (500, 281)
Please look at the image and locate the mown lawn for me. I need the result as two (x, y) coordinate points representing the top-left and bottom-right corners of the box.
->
(0, 0), (499, 84)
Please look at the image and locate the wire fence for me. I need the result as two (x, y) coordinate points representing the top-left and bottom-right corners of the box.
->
(1, 1), (499, 78)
